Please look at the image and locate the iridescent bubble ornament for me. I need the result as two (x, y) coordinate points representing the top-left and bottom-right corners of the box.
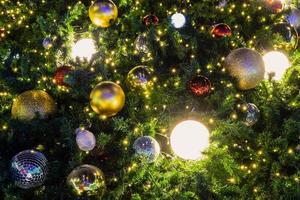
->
(90, 81), (125, 118)
(11, 150), (48, 189)
(271, 22), (298, 51)
(127, 66), (153, 90)
(241, 103), (260, 126)
(89, 0), (118, 28)
(133, 136), (160, 163)
(224, 48), (265, 90)
(67, 165), (106, 196)
(188, 75), (211, 96)
(210, 23), (232, 38)
(11, 90), (57, 120)
(75, 128), (96, 152)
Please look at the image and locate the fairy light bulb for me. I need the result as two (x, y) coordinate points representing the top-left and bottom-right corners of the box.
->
(263, 51), (290, 80)
(71, 38), (96, 61)
(171, 13), (186, 28)
(170, 120), (210, 160)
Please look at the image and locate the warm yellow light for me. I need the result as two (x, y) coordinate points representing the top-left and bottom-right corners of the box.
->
(71, 38), (96, 61)
(263, 51), (290, 81)
(170, 120), (210, 160)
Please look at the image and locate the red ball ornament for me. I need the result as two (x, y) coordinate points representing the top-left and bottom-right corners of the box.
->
(143, 14), (159, 26)
(210, 23), (232, 38)
(188, 75), (211, 96)
(266, 0), (283, 13)
(54, 66), (73, 86)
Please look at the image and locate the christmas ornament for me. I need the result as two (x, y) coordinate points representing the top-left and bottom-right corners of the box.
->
(89, 0), (118, 28)
(170, 120), (210, 160)
(127, 65), (153, 90)
(71, 38), (96, 62)
(11, 150), (48, 189)
(272, 22), (298, 51)
(242, 103), (260, 126)
(75, 128), (96, 152)
(42, 37), (53, 49)
(133, 136), (160, 163)
(90, 81), (125, 118)
(134, 33), (150, 54)
(224, 48), (265, 90)
(210, 23), (232, 38)
(11, 90), (57, 120)
(67, 164), (105, 196)
(286, 7), (300, 29)
(54, 66), (73, 86)
(171, 13), (186, 28)
(217, 0), (227, 8)
(265, 0), (284, 13)
(263, 51), (290, 80)
(188, 75), (211, 96)
(143, 14), (159, 26)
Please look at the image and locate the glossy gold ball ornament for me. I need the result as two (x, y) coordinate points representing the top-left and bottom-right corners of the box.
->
(224, 48), (265, 90)
(89, 0), (118, 28)
(90, 81), (125, 118)
(12, 90), (57, 120)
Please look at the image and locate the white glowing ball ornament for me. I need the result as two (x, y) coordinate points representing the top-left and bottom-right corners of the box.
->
(263, 51), (290, 81)
(171, 13), (186, 28)
(170, 120), (210, 160)
(71, 38), (96, 61)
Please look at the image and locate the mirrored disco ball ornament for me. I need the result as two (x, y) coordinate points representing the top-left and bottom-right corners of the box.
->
(89, 0), (118, 28)
(75, 128), (96, 152)
(11, 150), (48, 189)
(67, 164), (106, 196)
(133, 136), (160, 163)
(242, 103), (260, 126)
(127, 66), (153, 90)
(134, 33), (149, 55)
(271, 22), (298, 51)
(90, 81), (125, 118)
(224, 48), (265, 90)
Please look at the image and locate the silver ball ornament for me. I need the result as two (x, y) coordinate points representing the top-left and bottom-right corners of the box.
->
(224, 48), (265, 90)
(133, 136), (160, 163)
(75, 128), (96, 152)
(242, 103), (260, 126)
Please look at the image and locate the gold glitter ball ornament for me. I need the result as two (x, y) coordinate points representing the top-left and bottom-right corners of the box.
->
(90, 81), (125, 118)
(224, 48), (265, 90)
(11, 90), (57, 120)
(89, 0), (118, 28)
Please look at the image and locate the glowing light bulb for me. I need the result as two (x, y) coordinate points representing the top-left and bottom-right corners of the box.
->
(171, 13), (186, 28)
(263, 51), (290, 80)
(170, 120), (210, 160)
(71, 38), (96, 61)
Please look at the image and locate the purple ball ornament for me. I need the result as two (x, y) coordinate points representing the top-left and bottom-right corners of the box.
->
(75, 128), (96, 152)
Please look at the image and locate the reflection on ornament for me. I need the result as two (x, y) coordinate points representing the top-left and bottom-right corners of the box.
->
(11, 150), (48, 189)
(224, 48), (265, 90)
(67, 165), (105, 196)
(210, 23), (232, 38)
(188, 75), (211, 96)
(71, 38), (96, 62)
(89, 0), (118, 28)
(286, 7), (300, 29)
(76, 128), (96, 152)
(263, 51), (290, 80)
(90, 81), (125, 118)
(170, 120), (210, 160)
(54, 66), (73, 86)
(242, 103), (260, 126)
(272, 22), (298, 51)
(171, 13), (186, 28)
(11, 90), (57, 120)
(127, 66), (153, 90)
(143, 14), (159, 26)
(134, 33), (149, 54)
(42, 37), (53, 49)
(133, 136), (160, 163)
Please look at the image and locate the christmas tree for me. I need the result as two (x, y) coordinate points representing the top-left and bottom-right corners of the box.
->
(1, 0), (300, 199)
